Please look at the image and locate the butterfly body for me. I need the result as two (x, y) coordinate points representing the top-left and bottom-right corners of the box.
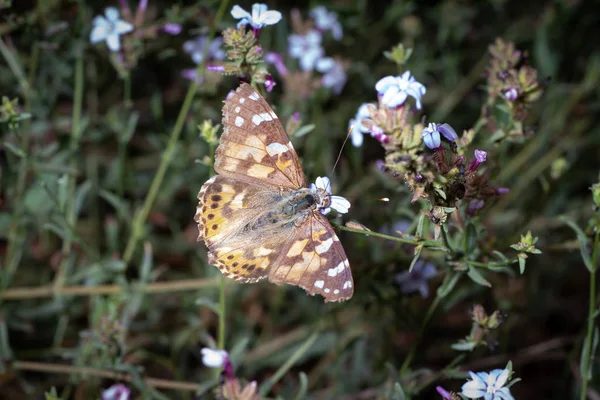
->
(195, 83), (353, 302)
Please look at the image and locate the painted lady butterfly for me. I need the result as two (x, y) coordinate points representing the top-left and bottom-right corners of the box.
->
(195, 83), (353, 302)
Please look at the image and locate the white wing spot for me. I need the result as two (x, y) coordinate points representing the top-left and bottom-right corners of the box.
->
(334, 289), (340, 294)
(270, 110), (278, 119)
(252, 114), (263, 126)
(235, 116), (244, 127)
(314, 280), (324, 288)
(324, 288), (331, 293)
(343, 280), (352, 289)
(260, 112), (273, 121)
(328, 261), (345, 277)
(266, 143), (289, 156)
(254, 247), (274, 257)
(235, 106), (241, 113)
(249, 92), (260, 100)
(239, 98), (245, 104)
(315, 238), (334, 254)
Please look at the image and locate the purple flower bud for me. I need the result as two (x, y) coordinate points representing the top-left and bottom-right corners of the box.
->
(255, 45), (262, 53)
(207, 65), (225, 72)
(436, 386), (452, 400)
(496, 187), (509, 194)
(474, 149), (487, 163)
(265, 52), (288, 76)
(118, 0), (128, 10)
(162, 23), (182, 35)
(292, 111), (300, 123)
(467, 199), (485, 216)
(469, 149), (487, 172)
(265, 75), (276, 92)
(504, 87), (518, 101)
(137, 0), (148, 14)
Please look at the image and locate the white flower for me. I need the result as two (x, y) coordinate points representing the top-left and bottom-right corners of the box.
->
(348, 103), (373, 147)
(201, 348), (229, 368)
(461, 369), (515, 400)
(90, 7), (134, 52)
(288, 30), (324, 71)
(316, 57), (346, 94)
(102, 383), (130, 400)
(183, 36), (225, 65)
(311, 176), (351, 215)
(375, 71), (426, 109)
(310, 6), (343, 40)
(231, 3), (282, 29)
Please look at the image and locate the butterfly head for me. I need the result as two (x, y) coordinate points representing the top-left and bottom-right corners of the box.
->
(310, 185), (332, 213)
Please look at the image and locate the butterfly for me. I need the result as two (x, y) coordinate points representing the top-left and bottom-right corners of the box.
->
(194, 83), (353, 302)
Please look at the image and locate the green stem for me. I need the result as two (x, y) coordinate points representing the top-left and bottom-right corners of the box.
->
(440, 225), (454, 254)
(124, 74), (132, 108)
(337, 225), (445, 249)
(1, 37), (35, 285)
(413, 354), (465, 393)
(55, 51), (85, 291)
(399, 295), (441, 376)
(121, 0), (230, 263)
(580, 230), (599, 399)
(218, 276), (225, 350)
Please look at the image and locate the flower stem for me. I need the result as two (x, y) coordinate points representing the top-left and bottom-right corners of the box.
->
(337, 225), (445, 249)
(121, 0), (231, 263)
(399, 295), (441, 376)
(54, 50), (85, 292)
(580, 230), (599, 400)
(218, 276), (226, 350)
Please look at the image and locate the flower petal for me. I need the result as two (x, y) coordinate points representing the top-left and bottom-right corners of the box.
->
(375, 76), (396, 94)
(104, 7), (120, 22)
(259, 10), (282, 25)
(106, 33), (121, 52)
(115, 20), (133, 35)
(315, 176), (331, 193)
(350, 128), (364, 147)
(90, 25), (108, 43)
(461, 380), (487, 398)
(201, 348), (228, 368)
(330, 196), (351, 214)
(438, 123), (458, 142)
(231, 5), (250, 19)
(495, 387), (515, 400)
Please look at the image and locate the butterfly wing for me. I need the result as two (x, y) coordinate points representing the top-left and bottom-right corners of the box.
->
(195, 175), (354, 301)
(216, 83), (305, 189)
(269, 213), (354, 302)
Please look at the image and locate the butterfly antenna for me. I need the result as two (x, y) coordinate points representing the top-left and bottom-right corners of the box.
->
(331, 125), (354, 176)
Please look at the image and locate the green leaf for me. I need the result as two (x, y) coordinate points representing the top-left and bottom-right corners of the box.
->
(3, 142), (26, 158)
(393, 382), (407, 400)
(73, 180), (92, 218)
(99, 189), (131, 222)
(467, 266), (491, 287)
(560, 216), (594, 272)
(518, 256), (526, 274)
(409, 244), (423, 272)
(415, 214), (425, 239)
(437, 271), (462, 298)
(451, 340), (475, 351)
(195, 297), (221, 316)
(293, 124), (315, 137)
(463, 222), (477, 254)
(293, 372), (308, 400)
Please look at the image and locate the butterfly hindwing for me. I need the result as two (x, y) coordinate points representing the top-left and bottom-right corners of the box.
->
(216, 83), (305, 189)
(269, 214), (354, 302)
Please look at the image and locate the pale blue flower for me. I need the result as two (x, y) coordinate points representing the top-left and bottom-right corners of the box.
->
(231, 3), (282, 29)
(162, 23), (182, 35)
(102, 383), (130, 400)
(421, 122), (457, 149)
(90, 7), (133, 52)
(311, 6), (343, 40)
(348, 103), (373, 147)
(311, 176), (351, 215)
(183, 36), (225, 65)
(316, 57), (346, 94)
(288, 30), (324, 71)
(395, 260), (436, 297)
(375, 71), (426, 109)
(461, 369), (515, 400)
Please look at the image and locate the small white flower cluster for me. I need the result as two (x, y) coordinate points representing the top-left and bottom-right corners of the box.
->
(310, 176), (351, 215)
(90, 7), (133, 52)
(287, 6), (347, 94)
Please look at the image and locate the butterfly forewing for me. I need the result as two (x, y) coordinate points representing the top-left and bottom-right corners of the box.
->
(196, 83), (354, 302)
(216, 83), (305, 189)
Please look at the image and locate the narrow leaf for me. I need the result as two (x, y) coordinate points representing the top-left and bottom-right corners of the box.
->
(467, 266), (491, 287)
